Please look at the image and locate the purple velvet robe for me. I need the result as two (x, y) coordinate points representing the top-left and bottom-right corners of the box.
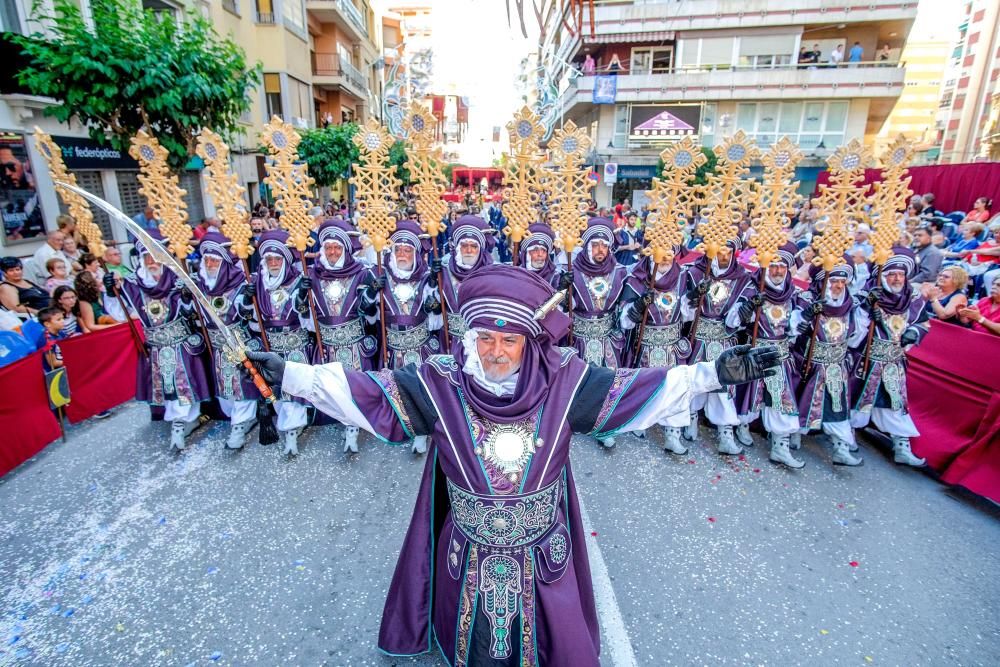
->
(569, 264), (628, 368)
(382, 270), (441, 368)
(308, 265), (377, 370)
(621, 258), (689, 369)
(191, 277), (260, 403)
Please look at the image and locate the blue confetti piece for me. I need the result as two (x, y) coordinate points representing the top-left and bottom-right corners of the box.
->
(294, 559), (305, 565)
(63, 608), (75, 618)
(210, 650), (223, 661)
(88, 483), (97, 492)
(50, 604), (61, 614)
(81, 595), (93, 604)
(56, 642), (69, 653)
(206, 566), (219, 575)
(158, 517), (167, 525)
(79, 573), (87, 581)
(15, 647), (30, 659)
(7, 635), (20, 646)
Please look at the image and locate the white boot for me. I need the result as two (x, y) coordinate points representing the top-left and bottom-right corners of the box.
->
(683, 412), (699, 441)
(716, 426), (742, 455)
(769, 433), (805, 469)
(283, 427), (303, 456)
(789, 432), (802, 450)
(226, 419), (256, 450)
(892, 436), (925, 467)
(663, 427), (688, 455)
(411, 435), (427, 454)
(170, 419), (199, 450)
(831, 439), (863, 466)
(598, 436), (616, 449)
(735, 424), (754, 447)
(344, 426), (360, 454)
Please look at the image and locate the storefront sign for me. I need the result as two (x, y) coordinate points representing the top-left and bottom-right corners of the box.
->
(53, 135), (139, 170)
(0, 132), (45, 243)
(629, 105), (701, 145)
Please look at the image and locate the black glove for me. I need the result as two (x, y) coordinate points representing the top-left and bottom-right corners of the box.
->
(102, 272), (117, 295)
(422, 297), (442, 315)
(179, 287), (193, 305)
(366, 274), (386, 294)
(737, 299), (756, 324)
(429, 258), (442, 275)
(866, 287), (885, 308)
(685, 280), (708, 307)
(245, 351), (286, 389)
(871, 307), (885, 325)
(809, 298), (826, 316)
(900, 328), (919, 346)
(297, 276), (313, 299)
(749, 293), (764, 309)
(796, 319), (812, 336)
(558, 271), (574, 292)
(715, 344), (782, 385)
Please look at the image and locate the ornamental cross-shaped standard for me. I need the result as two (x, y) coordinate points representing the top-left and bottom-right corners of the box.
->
(130, 130), (191, 259)
(260, 116), (317, 253)
(643, 137), (705, 264)
(33, 127), (106, 257)
(811, 139), (873, 271)
(351, 119), (401, 254)
(750, 137), (802, 269)
(547, 120), (592, 254)
(196, 129), (253, 259)
(868, 135), (914, 266)
(699, 131), (759, 260)
(502, 106), (547, 245)
(405, 107), (449, 239)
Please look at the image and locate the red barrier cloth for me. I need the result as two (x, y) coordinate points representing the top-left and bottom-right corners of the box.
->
(906, 320), (1000, 502)
(815, 162), (1000, 214)
(0, 351), (61, 477)
(60, 323), (141, 424)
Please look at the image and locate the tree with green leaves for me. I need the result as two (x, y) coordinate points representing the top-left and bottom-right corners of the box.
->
(297, 123), (360, 188)
(14, 0), (260, 171)
(657, 146), (718, 187)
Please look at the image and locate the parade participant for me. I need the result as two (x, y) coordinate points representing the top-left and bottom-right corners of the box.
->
(681, 238), (756, 455)
(192, 231), (259, 450)
(245, 264), (781, 667)
(306, 218), (378, 453)
(619, 241), (691, 454)
(108, 230), (212, 450)
(569, 217), (630, 448)
(439, 215), (495, 344)
(794, 258), (869, 466)
(371, 219), (443, 453)
(518, 222), (567, 290)
(735, 242), (805, 468)
(850, 247), (928, 466)
(246, 229), (311, 455)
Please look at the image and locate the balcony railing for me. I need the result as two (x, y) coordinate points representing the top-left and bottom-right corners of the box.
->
(255, 11), (275, 24)
(312, 53), (367, 94)
(338, 0), (368, 35)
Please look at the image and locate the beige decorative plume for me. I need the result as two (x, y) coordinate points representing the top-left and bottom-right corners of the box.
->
(869, 135), (914, 266)
(404, 107), (448, 239)
(33, 127), (106, 257)
(643, 137), (705, 264)
(547, 120), (592, 254)
(130, 130), (191, 259)
(196, 129), (253, 259)
(260, 116), (317, 253)
(812, 139), (873, 271)
(699, 131), (759, 260)
(350, 119), (401, 254)
(502, 106), (547, 246)
(750, 137), (802, 269)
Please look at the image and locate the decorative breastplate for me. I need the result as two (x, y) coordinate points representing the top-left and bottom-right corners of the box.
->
(391, 281), (417, 316)
(707, 280), (730, 306)
(586, 275), (611, 310)
(654, 290), (675, 317)
(322, 279), (347, 311)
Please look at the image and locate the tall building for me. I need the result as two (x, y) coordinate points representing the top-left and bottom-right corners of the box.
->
(540, 0), (916, 206)
(935, 0), (1000, 164)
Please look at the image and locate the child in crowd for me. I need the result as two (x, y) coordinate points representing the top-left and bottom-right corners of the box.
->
(45, 257), (74, 294)
(37, 306), (66, 371)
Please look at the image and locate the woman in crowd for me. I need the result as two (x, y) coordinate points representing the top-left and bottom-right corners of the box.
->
(74, 271), (119, 332)
(0, 256), (51, 317)
(51, 285), (85, 336)
(78, 253), (103, 283)
(942, 222), (983, 261)
(793, 245), (816, 282)
(924, 266), (969, 325)
(959, 274), (1000, 336)
(62, 235), (84, 273)
(45, 257), (74, 294)
(964, 197), (992, 224)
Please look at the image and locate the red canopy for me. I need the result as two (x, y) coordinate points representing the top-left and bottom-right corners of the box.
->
(451, 167), (505, 188)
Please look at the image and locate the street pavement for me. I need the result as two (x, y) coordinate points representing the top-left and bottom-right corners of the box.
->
(1, 402), (998, 666)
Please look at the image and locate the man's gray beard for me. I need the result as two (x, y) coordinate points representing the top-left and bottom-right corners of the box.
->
(483, 360), (521, 383)
(531, 260), (545, 270)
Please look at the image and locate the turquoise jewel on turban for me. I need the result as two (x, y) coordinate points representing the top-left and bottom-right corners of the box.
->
(495, 319), (506, 327)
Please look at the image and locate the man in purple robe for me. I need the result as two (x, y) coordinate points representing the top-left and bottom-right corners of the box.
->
(246, 264), (780, 667)
(794, 259), (869, 466)
(109, 230), (212, 450)
(849, 247), (928, 467)
(735, 242), (805, 468)
(438, 215), (495, 344)
(306, 218), (378, 453)
(519, 222), (570, 291)
(193, 231), (260, 449)
(681, 239), (756, 455)
(244, 229), (311, 455)
(619, 242), (691, 454)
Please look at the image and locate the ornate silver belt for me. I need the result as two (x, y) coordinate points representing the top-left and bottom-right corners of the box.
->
(319, 319), (364, 347)
(641, 323), (681, 347)
(448, 479), (561, 549)
(812, 340), (847, 364)
(869, 337), (904, 363)
(268, 328), (310, 353)
(755, 336), (790, 361)
(387, 323), (431, 352)
(145, 318), (189, 348)
(573, 313), (613, 339)
(447, 312), (468, 337)
(694, 317), (728, 342)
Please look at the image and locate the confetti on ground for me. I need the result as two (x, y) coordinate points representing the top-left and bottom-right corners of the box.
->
(820, 629), (829, 635)
(850, 561), (860, 567)
(707, 517), (716, 523)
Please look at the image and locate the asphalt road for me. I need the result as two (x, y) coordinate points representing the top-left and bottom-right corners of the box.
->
(1, 402), (997, 666)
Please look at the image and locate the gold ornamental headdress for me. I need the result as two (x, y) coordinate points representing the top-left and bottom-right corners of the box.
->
(404, 107), (448, 239)
(33, 127), (106, 257)
(643, 137), (705, 264)
(502, 106), (547, 250)
(547, 120), (592, 254)
(749, 137), (802, 269)
(350, 119), (401, 254)
(699, 130), (759, 260)
(130, 130), (191, 259)
(260, 116), (317, 253)
(195, 129), (253, 259)
(868, 135), (914, 266)
(811, 139), (872, 271)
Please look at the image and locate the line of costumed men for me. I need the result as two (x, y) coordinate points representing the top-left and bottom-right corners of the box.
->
(102, 206), (930, 665)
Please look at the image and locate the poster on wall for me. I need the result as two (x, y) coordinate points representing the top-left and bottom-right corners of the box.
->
(0, 132), (45, 244)
(592, 75), (618, 104)
(628, 105), (701, 145)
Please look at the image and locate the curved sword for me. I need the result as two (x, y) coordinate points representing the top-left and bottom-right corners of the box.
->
(56, 181), (277, 404)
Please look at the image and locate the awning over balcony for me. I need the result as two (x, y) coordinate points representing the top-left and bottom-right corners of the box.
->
(584, 30), (675, 44)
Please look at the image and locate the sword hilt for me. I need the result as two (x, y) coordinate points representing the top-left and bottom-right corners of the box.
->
(241, 357), (277, 404)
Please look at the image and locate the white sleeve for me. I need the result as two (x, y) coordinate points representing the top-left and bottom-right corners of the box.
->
(619, 306), (637, 331)
(281, 361), (377, 435)
(725, 302), (744, 329)
(621, 362), (721, 432)
(849, 308), (870, 348)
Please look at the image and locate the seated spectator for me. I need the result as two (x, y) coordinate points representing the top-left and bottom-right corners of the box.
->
(1, 256), (51, 317)
(958, 274), (1000, 335)
(103, 246), (133, 278)
(943, 222), (983, 261)
(44, 257), (74, 294)
(62, 235), (84, 273)
(923, 266), (969, 324)
(30, 230), (68, 284)
(963, 197), (992, 224)
(74, 271), (120, 331)
(956, 222), (1000, 292)
(56, 213), (88, 252)
(919, 193), (943, 219)
(51, 285), (85, 336)
(851, 224), (873, 255)
(78, 253), (103, 283)
(911, 226), (943, 285)
(793, 246), (816, 282)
